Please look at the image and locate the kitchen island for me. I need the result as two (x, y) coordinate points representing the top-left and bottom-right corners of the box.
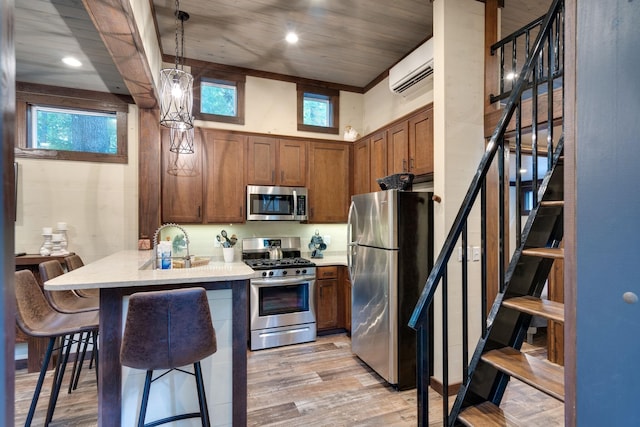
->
(44, 250), (256, 427)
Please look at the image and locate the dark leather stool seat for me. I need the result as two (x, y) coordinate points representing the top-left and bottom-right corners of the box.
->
(14, 270), (99, 426)
(121, 287), (217, 427)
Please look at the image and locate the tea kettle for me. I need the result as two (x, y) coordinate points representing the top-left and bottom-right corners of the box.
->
(268, 245), (283, 260)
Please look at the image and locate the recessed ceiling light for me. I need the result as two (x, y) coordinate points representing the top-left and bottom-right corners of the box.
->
(62, 57), (82, 67)
(285, 32), (299, 44)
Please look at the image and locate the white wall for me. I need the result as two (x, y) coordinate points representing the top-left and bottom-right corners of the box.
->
(196, 76), (364, 142)
(14, 105), (140, 263)
(362, 76), (434, 135)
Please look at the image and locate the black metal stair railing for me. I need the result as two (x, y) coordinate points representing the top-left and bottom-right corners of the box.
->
(408, 0), (564, 426)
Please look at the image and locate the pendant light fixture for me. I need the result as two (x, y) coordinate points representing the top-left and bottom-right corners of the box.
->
(169, 125), (195, 154)
(159, 0), (194, 136)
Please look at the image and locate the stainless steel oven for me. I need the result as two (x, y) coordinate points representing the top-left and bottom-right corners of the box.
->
(243, 237), (316, 350)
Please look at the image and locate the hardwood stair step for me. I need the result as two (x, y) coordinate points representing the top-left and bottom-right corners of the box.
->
(459, 401), (519, 427)
(482, 347), (564, 401)
(502, 296), (564, 323)
(540, 200), (564, 207)
(522, 247), (564, 259)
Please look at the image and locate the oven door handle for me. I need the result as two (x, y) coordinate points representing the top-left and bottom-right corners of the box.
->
(251, 276), (315, 286)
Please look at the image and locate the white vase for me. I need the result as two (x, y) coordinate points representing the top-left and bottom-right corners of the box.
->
(222, 247), (234, 263)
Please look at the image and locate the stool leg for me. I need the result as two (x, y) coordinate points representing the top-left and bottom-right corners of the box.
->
(45, 334), (73, 425)
(68, 332), (86, 393)
(193, 362), (211, 427)
(24, 337), (55, 427)
(137, 370), (153, 427)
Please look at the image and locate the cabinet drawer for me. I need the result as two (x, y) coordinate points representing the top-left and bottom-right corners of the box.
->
(317, 266), (338, 279)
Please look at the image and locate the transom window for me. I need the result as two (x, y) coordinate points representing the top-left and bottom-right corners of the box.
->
(15, 83), (129, 163)
(193, 70), (245, 125)
(30, 106), (117, 154)
(297, 85), (339, 135)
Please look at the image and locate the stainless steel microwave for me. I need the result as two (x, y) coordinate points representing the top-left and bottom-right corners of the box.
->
(246, 185), (308, 221)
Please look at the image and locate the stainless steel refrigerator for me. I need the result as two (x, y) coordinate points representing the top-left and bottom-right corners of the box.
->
(347, 189), (433, 390)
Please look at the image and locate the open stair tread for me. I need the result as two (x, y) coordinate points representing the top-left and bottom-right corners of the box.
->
(459, 402), (520, 427)
(522, 247), (564, 259)
(481, 347), (565, 402)
(540, 200), (564, 207)
(502, 296), (564, 323)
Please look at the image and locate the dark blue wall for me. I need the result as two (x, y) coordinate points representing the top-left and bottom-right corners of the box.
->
(576, 0), (640, 423)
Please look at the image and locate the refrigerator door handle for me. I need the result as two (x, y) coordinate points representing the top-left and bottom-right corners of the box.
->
(347, 201), (356, 281)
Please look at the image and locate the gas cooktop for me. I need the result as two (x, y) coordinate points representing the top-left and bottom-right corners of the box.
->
(244, 257), (315, 270)
(242, 236), (316, 272)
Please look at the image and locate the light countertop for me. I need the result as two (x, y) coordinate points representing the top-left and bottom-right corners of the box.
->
(306, 252), (348, 267)
(44, 250), (257, 291)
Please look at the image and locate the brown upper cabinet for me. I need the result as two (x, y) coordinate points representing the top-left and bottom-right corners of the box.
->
(308, 141), (351, 223)
(161, 129), (204, 223)
(161, 128), (246, 224)
(247, 135), (307, 187)
(352, 105), (433, 196)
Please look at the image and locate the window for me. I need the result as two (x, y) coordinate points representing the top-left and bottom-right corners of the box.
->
(31, 106), (117, 154)
(297, 85), (339, 134)
(194, 70), (245, 124)
(15, 83), (129, 163)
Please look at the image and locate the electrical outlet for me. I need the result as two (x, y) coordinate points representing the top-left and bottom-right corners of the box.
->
(324, 235), (331, 245)
(457, 246), (471, 262)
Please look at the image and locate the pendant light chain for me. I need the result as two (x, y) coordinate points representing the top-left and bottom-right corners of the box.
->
(174, 0), (180, 69)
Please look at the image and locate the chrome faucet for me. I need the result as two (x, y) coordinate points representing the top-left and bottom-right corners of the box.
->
(152, 223), (191, 269)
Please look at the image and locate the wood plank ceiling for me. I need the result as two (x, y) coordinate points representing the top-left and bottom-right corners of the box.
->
(15, 0), (552, 97)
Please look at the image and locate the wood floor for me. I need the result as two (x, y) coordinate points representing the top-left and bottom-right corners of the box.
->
(14, 333), (563, 426)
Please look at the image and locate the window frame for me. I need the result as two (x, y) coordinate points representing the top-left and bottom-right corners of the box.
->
(297, 84), (339, 135)
(15, 84), (129, 163)
(193, 69), (245, 125)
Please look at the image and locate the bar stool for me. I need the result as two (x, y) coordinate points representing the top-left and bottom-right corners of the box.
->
(64, 254), (99, 298)
(120, 287), (217, 427)
(39, 260), (99, 392)
(39, 260), (99, 312)
(14, 269), (100, 426)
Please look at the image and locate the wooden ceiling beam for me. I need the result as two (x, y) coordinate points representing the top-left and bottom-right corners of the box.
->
(82, 0), (158, 108)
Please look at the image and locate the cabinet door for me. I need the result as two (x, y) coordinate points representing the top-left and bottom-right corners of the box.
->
(161, 128), (203, 223)
(316, 279), (338, 331)
(308, 142), (351, 223)
(353, 138), (370, 195)
(388, 121), (409, 174)
(409, 107), (434, 175)
(278, 139), (307, 186)
(203, 130), (246, 223)
(247, 135), (277, 185)
(341, 267), (352, 334)
(370, 131), (387, 191)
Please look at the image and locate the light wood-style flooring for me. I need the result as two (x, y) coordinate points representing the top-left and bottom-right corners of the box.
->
(14, 333), (563, 426)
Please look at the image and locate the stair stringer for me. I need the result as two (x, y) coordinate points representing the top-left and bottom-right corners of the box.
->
(448, 139), (565, 426)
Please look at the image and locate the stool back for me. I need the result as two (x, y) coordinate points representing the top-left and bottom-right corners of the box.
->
(64, 254), (84, 271)
(120, 287), (217, 370)
(15, 270), (60, 337)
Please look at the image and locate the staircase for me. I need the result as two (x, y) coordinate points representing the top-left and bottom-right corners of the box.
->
(408, 0), (566, 425)
(456, 143), (564, 425)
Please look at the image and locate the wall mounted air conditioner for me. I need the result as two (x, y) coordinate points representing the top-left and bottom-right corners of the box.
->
(389, 38), (434, 95)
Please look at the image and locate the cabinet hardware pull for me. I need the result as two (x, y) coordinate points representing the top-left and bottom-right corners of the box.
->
(281, 170), (284, 182)
(402, 159), (407, 172)
(410, 158), (415, 170)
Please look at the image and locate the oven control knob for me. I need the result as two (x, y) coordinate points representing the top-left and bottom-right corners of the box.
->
(302, 269), (307, 274)
(268, 271), (274, 276)
(262, 272), (267, 277)
(283, 270), (288, 275)
(296, 269), (301, 274)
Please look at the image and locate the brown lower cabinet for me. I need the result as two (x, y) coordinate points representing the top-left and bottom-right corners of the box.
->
(316, 265), (351, 334)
